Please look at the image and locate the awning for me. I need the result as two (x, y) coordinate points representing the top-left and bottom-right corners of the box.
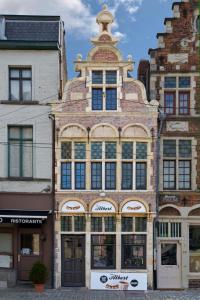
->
(0, 209), (51, 224)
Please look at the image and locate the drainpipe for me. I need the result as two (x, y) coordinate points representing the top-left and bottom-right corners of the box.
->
(153, 108), (166, 289)
(49, 113), (55, 289)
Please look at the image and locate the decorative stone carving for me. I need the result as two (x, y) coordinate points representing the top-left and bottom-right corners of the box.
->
(61, 125), (87, 137)
(167, 53), (188, 63)
(91, 124), (118, 138)
(76, 53), (82, 61)
(91, 49), (118, 62)
(166, 121), (189, 132)
(123, 125), (148, 138)
(125, 93), (138, 101)
(71, 92), (83, 101)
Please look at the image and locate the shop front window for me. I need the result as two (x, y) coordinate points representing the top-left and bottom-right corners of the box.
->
(20, 233), (40, 255)
(189, 226), (200, 272)
(0, 233), (13, 268)
(121, 235), (146, 269)
(91, 235), (116, 269)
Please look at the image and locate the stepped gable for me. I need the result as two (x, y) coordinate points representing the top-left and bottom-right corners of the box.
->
(148, 0), (199, 73)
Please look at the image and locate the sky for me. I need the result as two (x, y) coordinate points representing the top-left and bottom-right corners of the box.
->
(0, 0), (181, 78)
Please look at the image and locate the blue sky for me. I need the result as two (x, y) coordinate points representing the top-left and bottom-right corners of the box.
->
(0, 0), (181, 78)
(67, 0), (180, 78)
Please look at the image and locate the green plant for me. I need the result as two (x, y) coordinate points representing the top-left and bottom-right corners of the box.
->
(29, 261), (48, 284)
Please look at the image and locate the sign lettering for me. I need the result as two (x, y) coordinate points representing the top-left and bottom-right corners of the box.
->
(0, 217), (44, 224)
(91, 272), (147, 290)
(160, 195), (179, 202)
(92, 201), (116, 213)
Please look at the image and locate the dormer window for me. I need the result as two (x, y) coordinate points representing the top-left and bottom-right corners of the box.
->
(91, 70), (117, 111)
(92, 71), (103, 84)
(106, 71), (117, 84)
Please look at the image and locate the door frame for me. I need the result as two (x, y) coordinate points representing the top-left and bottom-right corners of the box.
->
(61, 234), (85, 287)
(157, 239), (182, 289)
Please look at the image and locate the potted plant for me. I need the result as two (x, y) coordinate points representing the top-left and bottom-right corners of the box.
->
(29, 261), (48, 293)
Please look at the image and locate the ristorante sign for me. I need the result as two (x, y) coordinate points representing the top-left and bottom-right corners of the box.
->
(91, 272), (147, 290)
(0, 217), (44, 224)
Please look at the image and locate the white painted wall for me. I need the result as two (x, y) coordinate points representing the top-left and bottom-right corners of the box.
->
(0, 105), (52, 192)
(0, 49), (59, 192)
(0, 50), (59, 102)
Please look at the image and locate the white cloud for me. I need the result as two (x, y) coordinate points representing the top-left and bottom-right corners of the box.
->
(0, 0), (98, 38)
(101, 0), (143, 16)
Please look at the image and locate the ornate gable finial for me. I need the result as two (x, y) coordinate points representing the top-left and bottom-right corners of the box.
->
(91, 5), (118, 46)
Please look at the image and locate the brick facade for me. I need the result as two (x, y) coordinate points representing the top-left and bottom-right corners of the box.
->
(53, 5), (158, 290)
(139, 0), (200, 289)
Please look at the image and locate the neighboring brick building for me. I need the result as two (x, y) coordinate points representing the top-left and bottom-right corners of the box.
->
(53, 5), (158, 290)
(0, 15), (66, 287)
(139, 0), (199, 289)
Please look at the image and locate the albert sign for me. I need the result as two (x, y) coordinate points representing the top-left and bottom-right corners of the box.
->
(91, 272), (147, 290)
(91, 201), (116, 213)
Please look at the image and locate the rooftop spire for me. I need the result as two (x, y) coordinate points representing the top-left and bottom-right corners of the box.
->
(91, 5), (118, 46)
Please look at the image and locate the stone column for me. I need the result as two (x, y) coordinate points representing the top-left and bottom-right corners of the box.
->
(147, 214), (154, 289)
(85, 214), (91, 288)
(54, 214), (61, 288)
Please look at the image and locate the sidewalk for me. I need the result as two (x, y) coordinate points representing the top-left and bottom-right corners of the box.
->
(0, 287), (200, 300)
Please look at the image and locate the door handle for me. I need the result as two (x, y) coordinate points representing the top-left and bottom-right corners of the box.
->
(18, 254), (20, 262)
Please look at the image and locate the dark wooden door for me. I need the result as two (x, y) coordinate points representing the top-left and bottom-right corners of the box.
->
(61, 235), (85, 287)
(18, 229), (42, 281)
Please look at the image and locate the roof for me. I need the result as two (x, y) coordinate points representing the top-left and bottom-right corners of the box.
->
(0, 14), (62, 49)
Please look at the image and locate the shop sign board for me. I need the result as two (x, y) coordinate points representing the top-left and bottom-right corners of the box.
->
(91, 272), (147, 290)
(0, 217), (44, 224)
(61, 201), (85, 213)
(91, 201), (116, 213)
(122, 201), (146, 213)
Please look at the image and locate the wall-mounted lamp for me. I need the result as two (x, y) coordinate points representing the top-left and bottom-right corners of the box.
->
(118, 127), (122, 144)
(56, 128), (60, 144)
(150, 128), (155, 139)
(87, 127), (91, 144)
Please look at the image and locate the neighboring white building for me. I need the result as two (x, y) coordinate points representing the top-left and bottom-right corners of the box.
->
(0, 15), (66, 287)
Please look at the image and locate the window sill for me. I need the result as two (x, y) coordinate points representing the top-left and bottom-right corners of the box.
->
(91, 267), (116, 270)
(162, 189), (192, 192)
(0, 100), (39, 105)
(59, 189), (150, 193)
(121, 268), (147, 272)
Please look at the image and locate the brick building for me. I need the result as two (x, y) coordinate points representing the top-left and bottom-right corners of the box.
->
(53, 5), (159, 290)
(139, 0), (199, 289)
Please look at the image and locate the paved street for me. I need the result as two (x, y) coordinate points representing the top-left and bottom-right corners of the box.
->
(0, 288), (200, 300)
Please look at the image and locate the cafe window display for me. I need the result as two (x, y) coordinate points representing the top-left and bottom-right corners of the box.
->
(91, 235), (116, 269)
(121, 235), (146, 269)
